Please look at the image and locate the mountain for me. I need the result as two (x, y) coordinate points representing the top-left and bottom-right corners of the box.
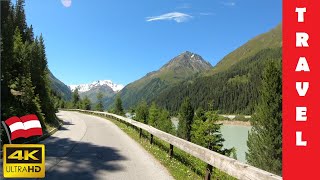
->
(206, 24), (282, 75)
(155, 24), (282, 114)
(107, 51), (212, 109)
(69, 80), (124, 103)
(49, 71), (72, 100)
(69, 80), (124, 93)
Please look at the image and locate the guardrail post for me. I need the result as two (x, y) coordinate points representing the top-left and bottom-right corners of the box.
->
(205, 164), (213, 180)
(139, 128), (142, 138)
(150, 134), (154, 144)
(169, 144), (173, 158)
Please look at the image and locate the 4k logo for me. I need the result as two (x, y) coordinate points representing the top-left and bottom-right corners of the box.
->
(3, 144), (45, 178)
(8, 149), (39, 161)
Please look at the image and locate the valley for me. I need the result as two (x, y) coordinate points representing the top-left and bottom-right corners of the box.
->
(69, 80), (124, 104)
(1, 0), (282, 178)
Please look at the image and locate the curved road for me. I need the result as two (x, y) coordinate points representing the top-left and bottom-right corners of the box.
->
(43, 111), (173, 180)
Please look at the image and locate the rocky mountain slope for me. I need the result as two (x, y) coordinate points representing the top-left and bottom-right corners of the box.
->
(107, 51), (212, 109)
(69, 80), (124, 103)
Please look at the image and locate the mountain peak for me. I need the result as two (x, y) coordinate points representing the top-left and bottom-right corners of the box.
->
(180, 51), (197, 58)
(160, 51), (212, 72)
(181, 50), (193, 55)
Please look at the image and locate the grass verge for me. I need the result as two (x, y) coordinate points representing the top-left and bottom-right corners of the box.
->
(90, 113), (236, 180)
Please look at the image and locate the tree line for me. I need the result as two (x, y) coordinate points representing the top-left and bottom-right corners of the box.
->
(133, 98), (235, 158)
(131, 59), (282, 175)
(1, 0), (59, 143)
(61, 89), (100, 111)
(63, 89), (125, 116)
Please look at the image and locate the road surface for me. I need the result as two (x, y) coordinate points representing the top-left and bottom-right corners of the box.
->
(43, 111), (173, 180)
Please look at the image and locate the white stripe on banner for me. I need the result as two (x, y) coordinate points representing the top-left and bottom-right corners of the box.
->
(9, 120), (41, 132)
(9, 122), (25, 132)
(23, 120), (41, 130)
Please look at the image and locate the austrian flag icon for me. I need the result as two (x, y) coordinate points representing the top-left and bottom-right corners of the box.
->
(4, 114), (43, 141)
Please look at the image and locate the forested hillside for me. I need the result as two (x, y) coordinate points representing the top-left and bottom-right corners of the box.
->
(155, 48), (282, 114)
(107, 51), (212, 109)
(150, 24), (282, 115)
(1, 0), (61, 143)
(49, 71), (72, 101)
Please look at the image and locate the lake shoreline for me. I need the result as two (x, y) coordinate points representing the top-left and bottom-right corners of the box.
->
(217, 120), (251, 127)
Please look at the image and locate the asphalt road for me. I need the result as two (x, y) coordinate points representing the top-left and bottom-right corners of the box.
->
(42, 111), (173, 180)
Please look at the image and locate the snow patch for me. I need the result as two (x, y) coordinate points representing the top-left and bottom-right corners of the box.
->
(69, 80), (124, 93)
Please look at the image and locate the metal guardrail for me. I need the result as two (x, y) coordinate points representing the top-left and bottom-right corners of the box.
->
(70, 109), (282, 180)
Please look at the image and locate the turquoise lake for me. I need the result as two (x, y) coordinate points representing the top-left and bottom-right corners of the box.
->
(220, 125), (252, 163)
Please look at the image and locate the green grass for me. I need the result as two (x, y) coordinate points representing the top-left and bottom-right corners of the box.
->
(90, 113), (236, 180)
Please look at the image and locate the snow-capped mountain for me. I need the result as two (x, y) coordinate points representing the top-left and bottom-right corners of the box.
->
(69, 80), (124, 93)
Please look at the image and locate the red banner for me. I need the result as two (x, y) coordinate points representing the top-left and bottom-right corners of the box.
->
(283, 0), (320, 179)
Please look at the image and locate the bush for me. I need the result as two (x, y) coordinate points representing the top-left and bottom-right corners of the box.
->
(234, 115), (248, 121)
(218, 115), (230, 121)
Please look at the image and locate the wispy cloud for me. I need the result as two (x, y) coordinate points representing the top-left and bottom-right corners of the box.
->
(146, 12), (193, 23)
(221, 2), (236, 7)
(177, 3), (191, 9)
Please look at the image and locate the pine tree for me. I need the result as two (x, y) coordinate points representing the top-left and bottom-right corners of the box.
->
(11, 27), (46, 130)
(246, 60), (282, 175)
(114, 95), (124, 115)
(25, 25), (34, 42)
(72, 89), (80, 108)
(135, 100), (149, 123)
(177, 98), (194, 141)
(158, 109), (173, 134)
(1, 1), (16, 123)
(148, 102), (159, 127)
(95, 92), (104, 111)
(30, 34), (57, 123)
(82, 96), (92, 110)
(191, 110), (233, 155)
(60, 99), (65, 109)
(14, 0), (27, 41)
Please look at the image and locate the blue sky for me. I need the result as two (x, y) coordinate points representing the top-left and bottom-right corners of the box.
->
(25, 0), (281, 86)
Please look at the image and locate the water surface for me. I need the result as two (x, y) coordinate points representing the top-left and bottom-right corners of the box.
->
(220, 125), (252, 163)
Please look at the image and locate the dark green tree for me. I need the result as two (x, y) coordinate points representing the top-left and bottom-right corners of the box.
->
(9, 28), (46, 130)
(82, 96), (92, 110)
(157, 109), (173, 134)
(135, 100), (149, 123)
(194, 107), (206, 122)
(60, 99), (65, 109)
(95, 92), (104, 111)
(177, 98), (194, 141)
(148, 102), (159, 127)
(246, 60), (282, 175)
(1, 1), (15, 121)
(114, 95), (124, 115)
(72, 89), (80, 108)
(31, 34), (57, 122)
(191, 110), (233, 155)
(14, 0), (27, 41)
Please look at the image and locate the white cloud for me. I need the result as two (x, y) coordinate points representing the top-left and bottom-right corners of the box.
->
(222, 2), (236, 7)
(146, 12), (193, 23)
